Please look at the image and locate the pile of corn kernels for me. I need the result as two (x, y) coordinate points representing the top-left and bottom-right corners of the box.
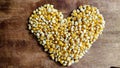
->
(28, 4), (105, 66)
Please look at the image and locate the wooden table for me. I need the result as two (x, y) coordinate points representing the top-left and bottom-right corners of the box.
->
(0, 0), (120, 68)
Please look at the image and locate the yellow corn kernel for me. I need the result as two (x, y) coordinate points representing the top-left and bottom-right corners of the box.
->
(87, 6), (91, 10)
(47, 45), (50, 49)
(54, 26), (58, 31)
(70, 39), (73, 44)
(50, 54), (54, 60)
(67, 57), (71, 61)
(49, 48), (53, 53)
(63, 43), (67, 47)
(74, 12), (77, 16)
(33, 14), (38, 18)
(85, 10), (89, 14)
(32, 28), (36, 31)
(55, 18), (58, 22)
(77, 15), (81, 19)
(59, 41), (64, 46)
(52, 12), (56, 16)
(46, 41), (50, 45)
(73, 17), (77, 21)
(47, 15), (51, 20)
(58, 51), (62, 55)
(72, 33), (76, 38)
(60, 60), (64, 64)
(68, 60), (73, 66)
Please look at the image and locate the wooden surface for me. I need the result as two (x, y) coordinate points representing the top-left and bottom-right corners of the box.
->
(0, 0), (120, 68)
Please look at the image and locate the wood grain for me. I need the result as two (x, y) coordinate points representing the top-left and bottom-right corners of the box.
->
(0, 0), (120, 68)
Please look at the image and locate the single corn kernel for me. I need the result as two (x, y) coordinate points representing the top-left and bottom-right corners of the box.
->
(49, 48), (54, 53)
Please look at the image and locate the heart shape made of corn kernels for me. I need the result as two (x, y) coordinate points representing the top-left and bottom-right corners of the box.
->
(28, 4), (105, 66)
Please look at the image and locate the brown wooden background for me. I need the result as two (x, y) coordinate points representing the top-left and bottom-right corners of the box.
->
(0, 0), (120, 68)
